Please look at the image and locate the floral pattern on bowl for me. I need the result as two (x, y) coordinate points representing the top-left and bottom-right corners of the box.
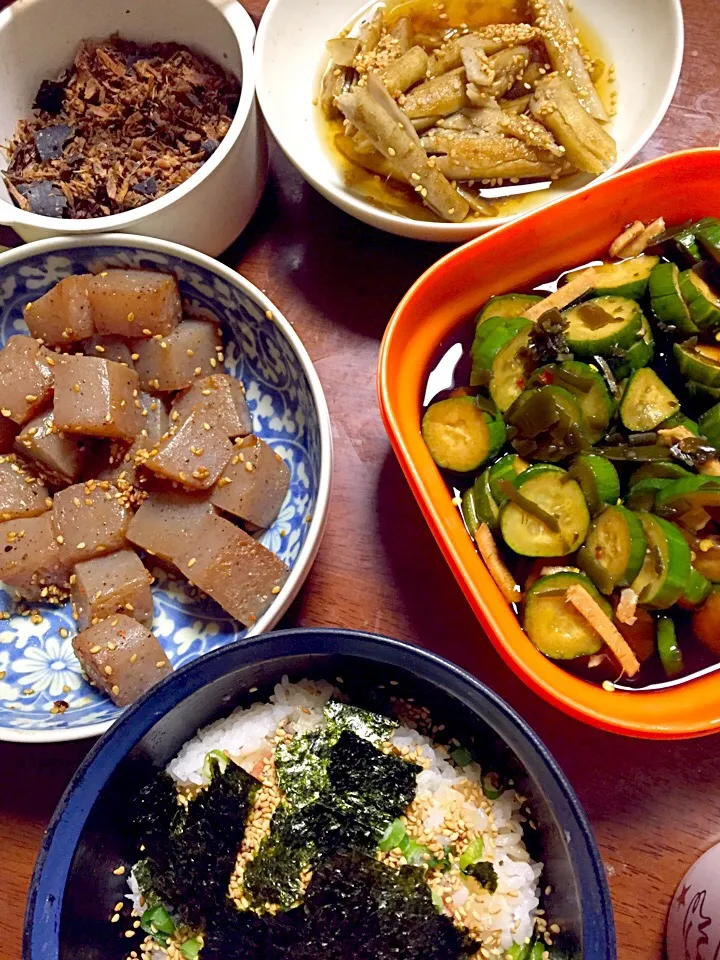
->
(0, 238), (330, 741)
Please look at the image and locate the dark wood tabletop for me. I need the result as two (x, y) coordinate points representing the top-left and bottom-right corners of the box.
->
(2, 1), (720, 957)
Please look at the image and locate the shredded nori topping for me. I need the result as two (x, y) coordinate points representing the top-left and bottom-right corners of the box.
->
(528, 309), (572, 365)
(462, 861), (499, 893)
(135, 756), (258, 926)
(245, 730), (420, 910)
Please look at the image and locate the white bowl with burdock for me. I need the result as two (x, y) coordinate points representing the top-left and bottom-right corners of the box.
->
(0, 0), (266, 256)
(256, 0), (683, 242)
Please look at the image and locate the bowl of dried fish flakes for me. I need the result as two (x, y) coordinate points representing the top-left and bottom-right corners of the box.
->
(0, 0), (266, 256)
(256, 0), (683, 241)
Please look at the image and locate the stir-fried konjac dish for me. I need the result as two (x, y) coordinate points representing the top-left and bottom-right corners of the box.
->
(422, 216), (720, 690)
(319, 0), (616, 223)
(0, 269), (290, 707)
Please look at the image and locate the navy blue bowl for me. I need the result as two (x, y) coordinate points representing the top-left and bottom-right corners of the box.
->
(24, 628), (615, 960)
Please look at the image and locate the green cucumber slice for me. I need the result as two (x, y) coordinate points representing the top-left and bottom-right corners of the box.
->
(607, 318), (655, 381)
(476, 293), (543, 326)
(583, 255), (659, 299)
(505, 385), (590, 462)
(461, 487), (481, 537)
(500, 465), (590, 557)
(679, 567), (712, 610)
(695, 218), (720, 263)
(629, 462), (693, 486)
(577, 505), (647, 594)
(679, 268), (720, 331)
(470, 469), (501, 531)
(699, 402), (720, 446)
(687, 380), (720, 402)
(569, 455), (621, 515)
(489, 325), (537, 412)
(630, 514), (692, 609)
(524, 572), (608, 659)
(657, 617), (684, 677)
(649, 262), (698, 335)
(563, 296), (643, 358)
(488, 454), (528, 505)
(655, 475), (720, 515)
(470, 316), (531, 386)
(674, 340), (720, 387)
(619, 368), (680, 432)
(625, 478), (674, 513)
(528, 360), (614, 444)
(422, 398), (506, 473)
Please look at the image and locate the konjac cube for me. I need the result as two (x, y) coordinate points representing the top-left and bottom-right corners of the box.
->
(0, 336), (54, 425)
(52, 481), (131, 565)
(171, 374), (252, 438)
(132, 320), (223, 392)
(145, 405), (232, 490)
(53, 354), (141, 442)
(0, 455), (51, 522)
(87, 270), (181, 338)
(72, 548), (154, 630)
(15, 410), (87, 485)
(24, 274), (95, 346)
(211, 435), (290, 529)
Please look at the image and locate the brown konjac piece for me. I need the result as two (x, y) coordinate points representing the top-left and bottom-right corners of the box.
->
(0, 414), (19, 454)
(15, 411), (86, 485)
(134, 392), (170, 450)
(82, 336), (134, 367)
(127, 489), (215, 565)
(24, 275), (94, 345)
(0, 455), (51, 522)
(4, 37), (240, 219)
(211, 436), (290, 530)
(171, 374), (252, 438)
(52, 482), (131, 565)
(72, 549), (153, 630)
(53, 354), (141, 441)
(85, 441), (136, 488)
(132, 320), (223, 392)
(0, 336), (54, 425)
(145, 405), (232, 490)
(0, 512), (71, 599)
(72, 614), (172, 706)
(88, 271), (181, 338)
(178, 511), (289, 626)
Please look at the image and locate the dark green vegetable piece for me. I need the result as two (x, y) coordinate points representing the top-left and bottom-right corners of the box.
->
(179, 939), (203, 960)
(463, 860), (499, 893)
(505, 386), (590, 462)
(140, 905), (175, 937)
(450, 746), (472, 767)
(527, 309), (572, 365)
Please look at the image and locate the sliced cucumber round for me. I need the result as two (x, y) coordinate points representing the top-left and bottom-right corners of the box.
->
(470, 316), (531, 386)
(655, 475), (720, 515)
(608, 318), (655, 381)
(679, 268), (720, 331)
(422, 398), (506, 473)
(528, 361), (614, 444)
(569, 255), (658, 300)
(678, 567), (712, 610)
(674, 340), (720, 387)
(631, 514), (692, 609)
(699, 402), (720, 446)
(489, 325), (536, 413)
(657, 617), (684, 677)
(577, 505), (647, 594)
(649, 262), (698, 335)
(488, 453), (528, 505)
(569, 455), (620, 515)
(625, 478), (674, 513)
(687, 380), (720, 402)
(695, 218), (720, 264)
(461, 487), (481, 537)
(500, 465), (590, 557)
(563, 296), (643, 358)
(629, 462), (693, 486)
(470, 469), (501, 531)
(524, 572), (608, 660)
(619, 368), (680, 432)
(476, 293), (543, 326)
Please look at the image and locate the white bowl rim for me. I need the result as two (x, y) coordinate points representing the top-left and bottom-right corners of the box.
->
(255, 0), (685, 239)
(0, 0), (258, 231)
(0, 231), (334, 744)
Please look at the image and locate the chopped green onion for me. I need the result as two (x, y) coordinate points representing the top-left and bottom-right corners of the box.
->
(482, 772), (503, 800)
(529, 942), (545, 960)
(400, 834), (433, 866)
(459, 836), (485, 871)
(202, 749), (229, 780)
(450, 746), (472, 767)
(431, 888), (445, 912)
(378, 818), (406, 852)
(180, 938), (202, 959)
(140, 905), (175, 937)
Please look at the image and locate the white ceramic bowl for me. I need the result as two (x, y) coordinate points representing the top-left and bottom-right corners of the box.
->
(0, 233), (332, 743)
(256, 0), (684, 242)
(0, 0), (266, 257)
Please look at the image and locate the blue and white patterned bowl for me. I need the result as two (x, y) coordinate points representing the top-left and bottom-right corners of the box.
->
(0, 234), (332, 743)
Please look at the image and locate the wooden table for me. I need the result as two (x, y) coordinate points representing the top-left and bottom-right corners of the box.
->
(2, 1), (720, 956)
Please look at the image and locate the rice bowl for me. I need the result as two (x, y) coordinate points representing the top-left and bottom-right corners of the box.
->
(121, 678), (556, 959)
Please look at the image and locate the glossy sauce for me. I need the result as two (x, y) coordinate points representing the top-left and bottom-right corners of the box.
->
(423, 261), (720, 692)
(317, 0), (615, 223)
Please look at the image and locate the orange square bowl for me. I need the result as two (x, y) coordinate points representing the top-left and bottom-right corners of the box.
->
(379, 148), (720, 740)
